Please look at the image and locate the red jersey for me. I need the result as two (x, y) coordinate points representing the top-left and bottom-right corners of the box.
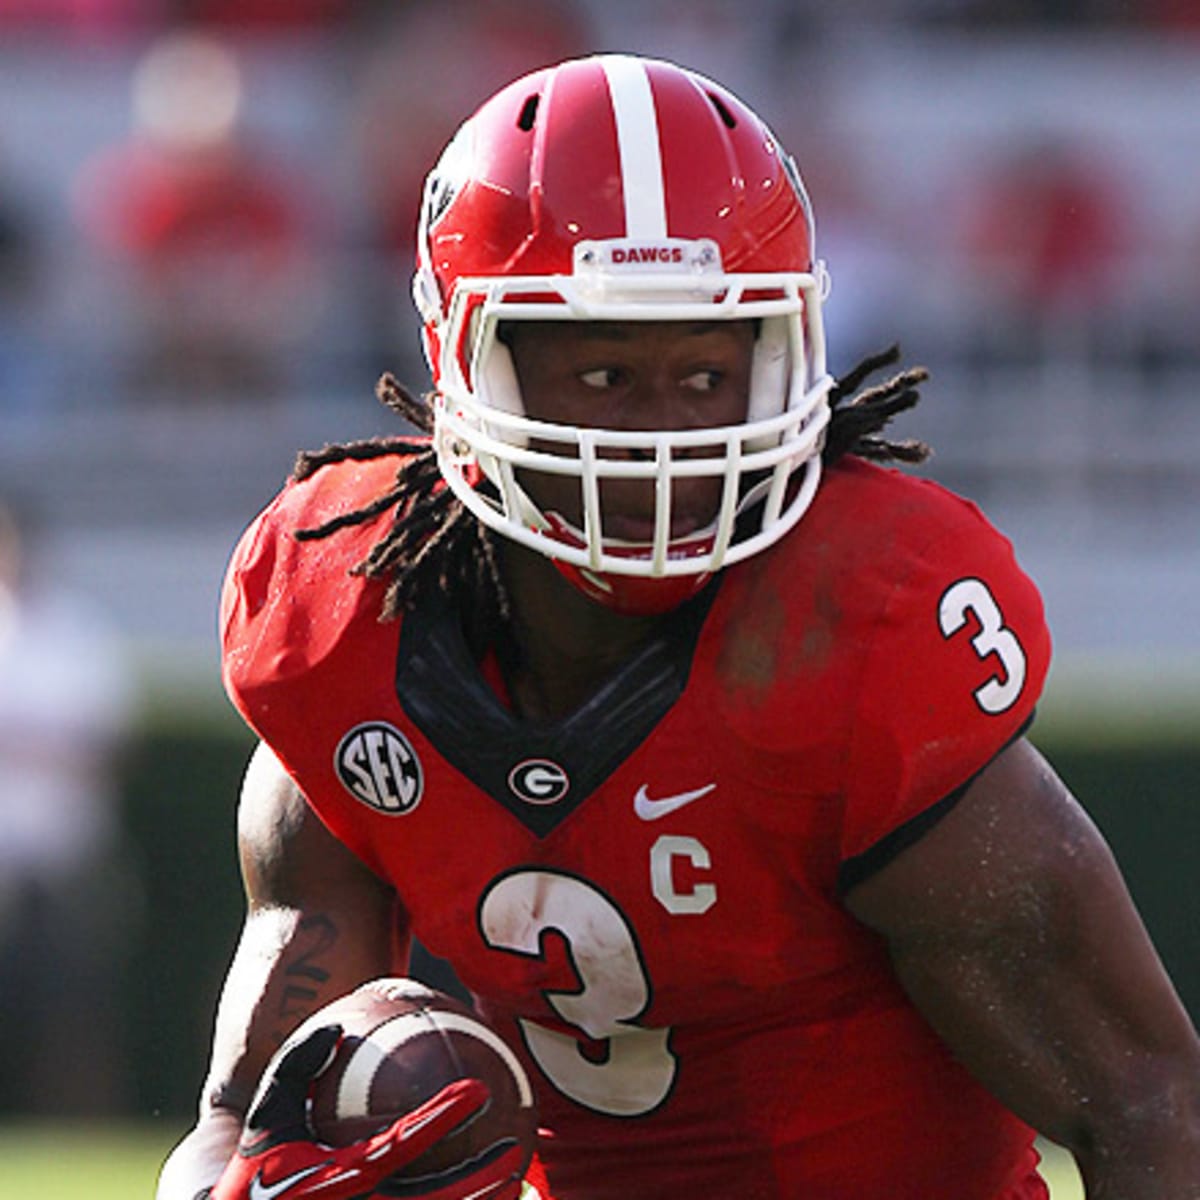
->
(221, 454), (1053, 1200)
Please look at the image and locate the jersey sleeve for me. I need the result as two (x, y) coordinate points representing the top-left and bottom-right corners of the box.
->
(216, 466), (406, 880)
(839, 500), (1052, 865)
(219, 486), (293, 720)
(219, 475), (357, 731)
(219, 457), (401, 718)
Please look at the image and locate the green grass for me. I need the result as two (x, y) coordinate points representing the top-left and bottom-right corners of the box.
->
(0, 1122), (1085, 1199)
(0, 1121), (186, 1200)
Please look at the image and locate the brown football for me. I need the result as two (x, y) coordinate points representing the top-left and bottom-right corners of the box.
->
(292, 977), (537, 1181)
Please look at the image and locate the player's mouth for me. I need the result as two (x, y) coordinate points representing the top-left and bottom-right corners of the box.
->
(601, 510), (713, 544)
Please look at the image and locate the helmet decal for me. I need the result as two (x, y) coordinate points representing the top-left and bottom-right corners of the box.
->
(426, 128), (471, 230)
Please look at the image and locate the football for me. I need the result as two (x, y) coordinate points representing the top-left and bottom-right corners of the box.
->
(288, 977), (538, 1181)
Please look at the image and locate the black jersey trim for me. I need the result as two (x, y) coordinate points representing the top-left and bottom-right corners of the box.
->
(394, 581), (720, 837)
(836, 713), (1035, 897)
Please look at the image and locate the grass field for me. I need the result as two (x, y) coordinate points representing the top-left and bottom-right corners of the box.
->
(0, 1121), (185, 1200)
(0, 1122), (1084, 1199)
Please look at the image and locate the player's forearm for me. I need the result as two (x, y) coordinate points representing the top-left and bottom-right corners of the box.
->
(1072, 1089), (1200, 1199)
(156, 1111), (242, 1200)
(1078, 1150), (1200, 1200)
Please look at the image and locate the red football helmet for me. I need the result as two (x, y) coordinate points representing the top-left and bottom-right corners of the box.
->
(413, 54), (832, 614)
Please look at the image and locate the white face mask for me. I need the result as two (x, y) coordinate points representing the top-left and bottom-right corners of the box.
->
(431, 288), (831, 587)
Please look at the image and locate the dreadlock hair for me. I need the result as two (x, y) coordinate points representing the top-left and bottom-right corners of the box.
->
(822, 345), (930, 466)
(292, 374), (510, 639)
(292, 345), (930, 625)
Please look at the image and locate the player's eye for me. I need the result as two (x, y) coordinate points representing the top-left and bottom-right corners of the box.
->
(579, 367), (627, 389)
(681, 369), (722, 392)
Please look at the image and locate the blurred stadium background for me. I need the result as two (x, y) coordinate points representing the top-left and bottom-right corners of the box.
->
(0, 1), (1196, 1195)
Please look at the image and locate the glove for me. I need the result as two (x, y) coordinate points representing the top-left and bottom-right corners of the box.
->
(207, 1024), (527, 1200)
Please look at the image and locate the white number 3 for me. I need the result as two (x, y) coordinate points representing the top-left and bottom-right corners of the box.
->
(479, 871), (676, 1117)
(938, 577), (1027, 714)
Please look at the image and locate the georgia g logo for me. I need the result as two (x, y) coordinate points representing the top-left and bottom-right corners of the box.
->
(335, 722), (424, 814)
(508, 759), (570, 806)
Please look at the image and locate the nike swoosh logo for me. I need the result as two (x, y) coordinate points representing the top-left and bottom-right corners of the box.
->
(398, 1088), (469, 1142)
(634, 783), (716, 821)
(249, 1163), (328, 1200)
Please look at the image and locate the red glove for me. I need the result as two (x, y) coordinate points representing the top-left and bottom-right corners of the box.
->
(208, 1024), (527, 1200)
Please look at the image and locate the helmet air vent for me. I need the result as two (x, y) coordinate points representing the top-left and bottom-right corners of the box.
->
(517, 94), (540, 131)
(706, 92), (737, 130)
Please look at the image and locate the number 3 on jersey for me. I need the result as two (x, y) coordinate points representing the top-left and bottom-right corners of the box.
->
(938, 577), (1027, 714)
(479, 870), (676, 1118)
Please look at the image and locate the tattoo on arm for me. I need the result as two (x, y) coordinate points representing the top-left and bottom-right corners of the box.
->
(277, 914), (338, 1028)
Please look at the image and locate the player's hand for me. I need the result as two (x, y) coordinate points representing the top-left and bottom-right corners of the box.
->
(207, 1025), (527, 1200)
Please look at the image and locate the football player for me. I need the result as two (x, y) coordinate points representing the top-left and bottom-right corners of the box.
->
(158, 55), (1200, 1200)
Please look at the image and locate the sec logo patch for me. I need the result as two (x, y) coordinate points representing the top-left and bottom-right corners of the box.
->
(335, 722), (424, 814)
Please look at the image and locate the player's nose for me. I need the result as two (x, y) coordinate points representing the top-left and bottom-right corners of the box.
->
(619, 371), (700, 435)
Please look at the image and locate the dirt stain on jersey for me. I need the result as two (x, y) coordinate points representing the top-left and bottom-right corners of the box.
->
(716, 557), (842, 697)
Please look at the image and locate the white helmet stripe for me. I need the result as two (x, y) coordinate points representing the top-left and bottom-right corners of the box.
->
(598, 55), (667, 239)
